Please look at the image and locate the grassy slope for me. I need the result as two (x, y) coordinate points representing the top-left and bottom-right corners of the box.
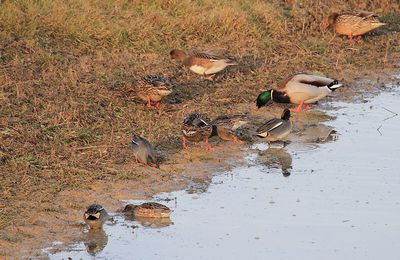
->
(0, 0), (399, 241)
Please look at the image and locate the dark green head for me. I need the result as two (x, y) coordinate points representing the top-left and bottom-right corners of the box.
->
(147, 155), (159, 168)
(256, 90), (272, 108)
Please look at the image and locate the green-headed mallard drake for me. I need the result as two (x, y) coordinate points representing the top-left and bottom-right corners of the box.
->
(170, 49), (237, 79)
(83, 204), (109, 230)
(136, 75), (174, 108)
(256, 109), (292, 142)
(182, 113), (213, 151)
(323, 9), (386, 42)
(256, 73), (343, 112)
(123, 202), (171, 218)
(131, 134), (158, 168)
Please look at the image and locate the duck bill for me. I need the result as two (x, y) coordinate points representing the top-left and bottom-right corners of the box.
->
(320, 21), (330, 32)
(85, 212), (101, 220)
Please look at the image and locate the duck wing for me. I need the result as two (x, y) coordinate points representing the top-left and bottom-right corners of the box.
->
(343, 9), (377, 18)
(191, 50), (227, 61)
(257, 118), (284, 134)
(291, 73), (335, 87)
(144, 75), (174, 89)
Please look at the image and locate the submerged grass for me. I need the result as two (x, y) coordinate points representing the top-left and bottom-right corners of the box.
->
(0, 0), (399, 247)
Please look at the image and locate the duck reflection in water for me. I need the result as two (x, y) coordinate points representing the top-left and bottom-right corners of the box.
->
(258, 148), (293, 177)
(297, 124), (339, 144)
(83, 228), (108, 256)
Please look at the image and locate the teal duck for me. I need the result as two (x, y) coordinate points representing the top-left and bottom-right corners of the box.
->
(256, 109), (292, 142)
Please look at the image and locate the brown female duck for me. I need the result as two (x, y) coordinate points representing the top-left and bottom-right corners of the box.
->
(323, 9), (386, 42)
(136, 75), (174, 108)
(182, 113), (213, 151)
(123, 202), (171, 218)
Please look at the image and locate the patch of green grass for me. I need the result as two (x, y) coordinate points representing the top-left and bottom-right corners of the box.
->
(14, 155), (46, 170)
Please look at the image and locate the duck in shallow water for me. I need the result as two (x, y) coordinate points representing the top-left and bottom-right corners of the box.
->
(256, 109), (292, 142)
(322, 9), (386, 43)
(83, 204), (109, 230)
(256, 73), (343, 112)
(170, 49), (237, 80)
(135, 75), (175, 108)
(131, 134), (158, 168)
(123, 202), (171, 218)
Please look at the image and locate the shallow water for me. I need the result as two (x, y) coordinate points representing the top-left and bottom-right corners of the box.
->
(48, 88), (400, 260)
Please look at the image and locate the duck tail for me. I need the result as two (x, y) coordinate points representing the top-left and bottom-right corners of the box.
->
(327, 80), (343, 91)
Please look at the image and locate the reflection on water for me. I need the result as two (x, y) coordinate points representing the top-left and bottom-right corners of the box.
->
(258, 148), (292, 177)
(48, 88), (400, 260)
(186, 177), (212, 194)
(84, 229), (108, 256)
(124, 211), (174, 228)
(133, 216), (174, 228)
(297, 124), (339, 144)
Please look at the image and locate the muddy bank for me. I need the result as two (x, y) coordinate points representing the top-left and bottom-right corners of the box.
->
(1, 69), (399, 258)
(49, 73), (400, 259)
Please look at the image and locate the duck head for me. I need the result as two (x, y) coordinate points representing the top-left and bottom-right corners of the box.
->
(321, 13), (339, 32)
(281, 108), (291, 120)
(147, 154), (159, 168)
(256, 90), (273, 108)
(84, 204), (104, 221)
(170, 49), (186, 62)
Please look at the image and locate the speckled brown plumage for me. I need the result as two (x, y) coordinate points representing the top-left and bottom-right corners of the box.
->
(324, 9), (385, 40)
(181, 113), (213, 150)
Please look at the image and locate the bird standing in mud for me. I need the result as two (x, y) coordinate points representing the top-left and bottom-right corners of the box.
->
(83, 204), (110, 230)
(170, 49), (237, 80)
(256, 108), (292, 142)
(131, 134), (158, 168)
(135, 75), (175, 108)
(182, 113), (213, 151)
(322, 9), (386, 43)
(256, 73), (343, 112)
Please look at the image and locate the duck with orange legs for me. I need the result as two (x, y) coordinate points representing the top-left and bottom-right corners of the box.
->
(256, 73), (343, 112)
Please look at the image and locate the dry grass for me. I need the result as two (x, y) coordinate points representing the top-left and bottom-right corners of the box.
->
(0, 0), (399, 240)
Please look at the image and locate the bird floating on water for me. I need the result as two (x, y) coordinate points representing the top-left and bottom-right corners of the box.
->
(83, 204), (109, 230)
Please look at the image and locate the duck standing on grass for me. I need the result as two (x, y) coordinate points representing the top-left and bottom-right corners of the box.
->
(131, 134), (158, 168)
(256, 109), (292, 142)
(135, 75), (175, 108)
(83, 204), (110, 230)
(170, 49), (237, 80)
(256, 73), (343, 112)
(182, 113), (213, 151)
(322, 9), (386, 42)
